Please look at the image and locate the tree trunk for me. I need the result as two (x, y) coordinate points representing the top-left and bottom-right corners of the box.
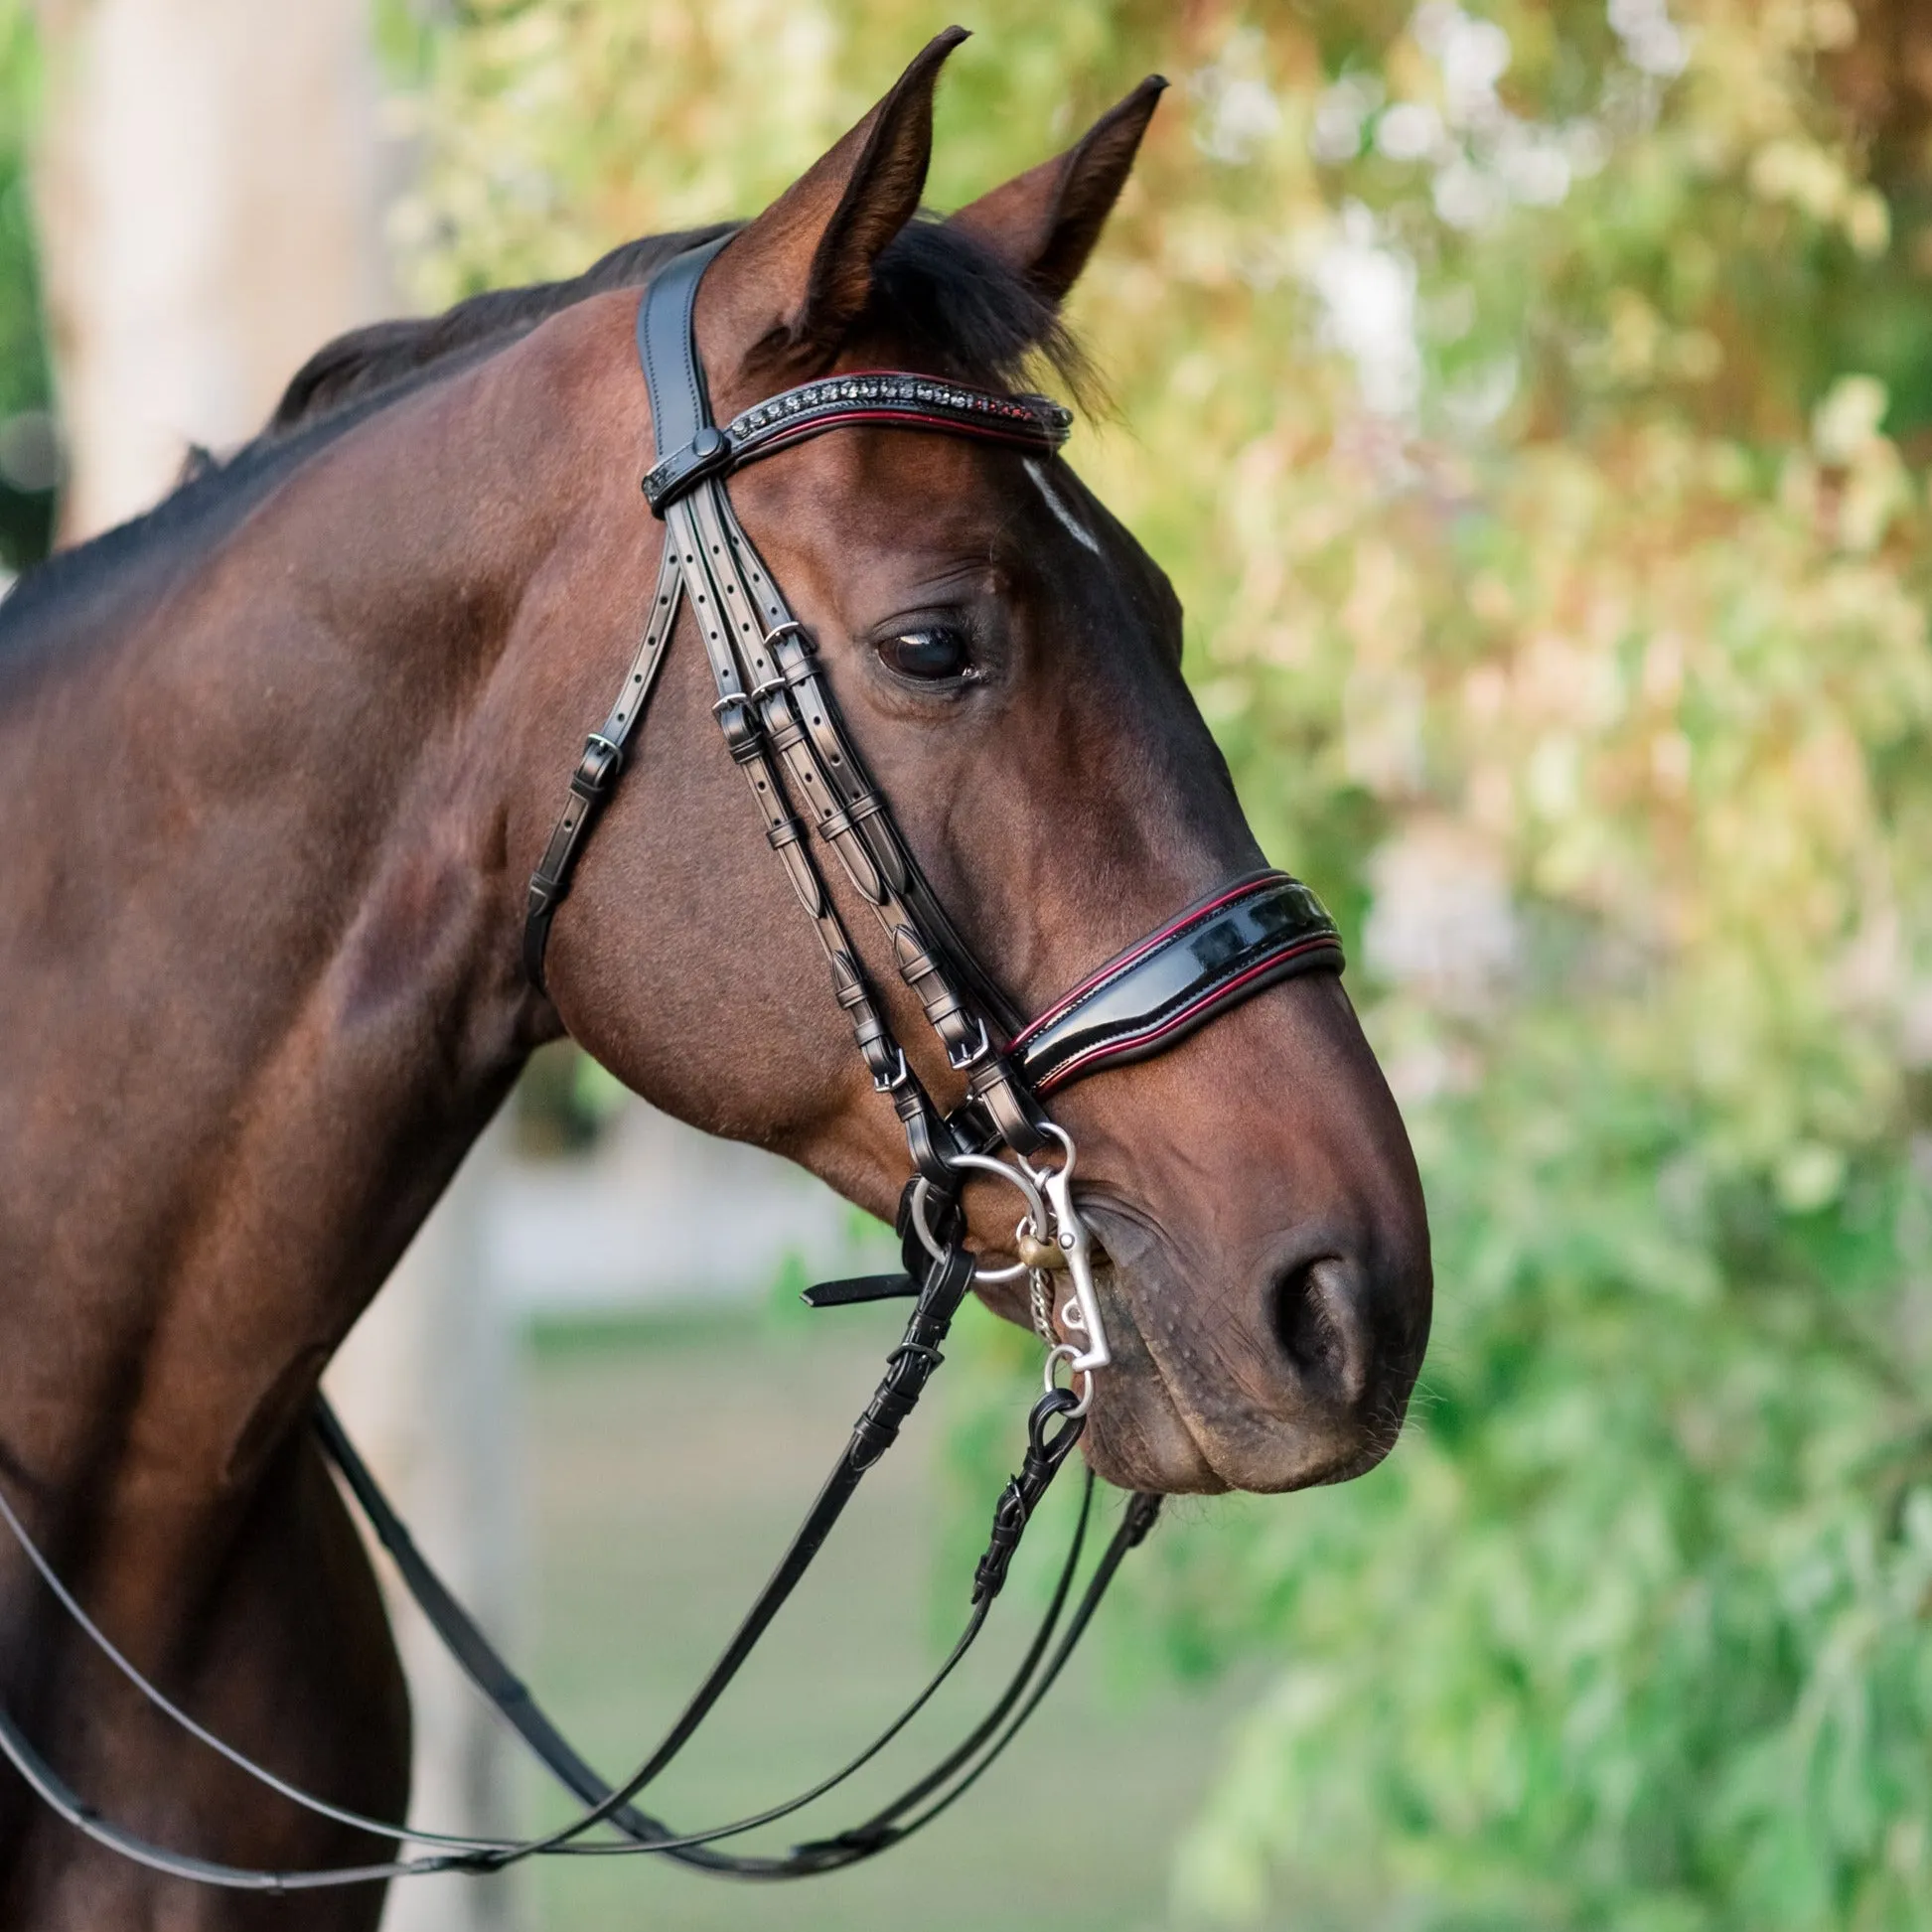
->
(327, 1130), (523, 1932)
(32, 0), (391, 536)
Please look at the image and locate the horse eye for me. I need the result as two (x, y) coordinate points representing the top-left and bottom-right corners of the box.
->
(878, 627), (971, 680)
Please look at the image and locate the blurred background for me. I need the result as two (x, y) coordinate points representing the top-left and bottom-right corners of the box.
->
(7, 1), (1932, 1928)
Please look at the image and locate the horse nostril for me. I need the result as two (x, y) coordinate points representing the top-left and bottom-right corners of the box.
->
(1269, 1256), (1370, 1406)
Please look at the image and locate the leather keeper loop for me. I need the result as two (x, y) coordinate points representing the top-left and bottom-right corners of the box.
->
(828, 948), (864, 1000)
(968, 1058), (1049, 1155)
(820, 793), (888, 842)
(569, 734), (623, 800)
(712, 697), (762, 764)
(766, 620), (812, 663)
(891, 923), (933, 972)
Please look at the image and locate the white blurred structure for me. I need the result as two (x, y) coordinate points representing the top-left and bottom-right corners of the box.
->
(33, 0), (393, 537)
(327, 1132), (522, 1932)
(491, 1101), (895, 1317)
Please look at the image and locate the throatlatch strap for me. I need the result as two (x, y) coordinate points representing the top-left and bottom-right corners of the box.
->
(521, 542), (684, 988)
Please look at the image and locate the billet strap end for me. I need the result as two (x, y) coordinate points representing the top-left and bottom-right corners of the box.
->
(801, 1272), (920, 1309)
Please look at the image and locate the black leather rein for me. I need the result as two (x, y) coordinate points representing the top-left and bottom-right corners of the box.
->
(0, 233), (1345, 1893)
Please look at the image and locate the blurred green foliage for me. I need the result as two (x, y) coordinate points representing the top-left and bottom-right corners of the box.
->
(413, 1), (1932, 1925)
(0, 0), (53, 571)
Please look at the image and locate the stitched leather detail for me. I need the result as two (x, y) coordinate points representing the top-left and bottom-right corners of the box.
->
(642, 366), (1070, 510)
(1011, 873), (1343, 1094)
(635, 232), (732, 502)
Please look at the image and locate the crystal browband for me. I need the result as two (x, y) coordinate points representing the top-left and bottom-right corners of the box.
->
(644, 372), (1074, 512)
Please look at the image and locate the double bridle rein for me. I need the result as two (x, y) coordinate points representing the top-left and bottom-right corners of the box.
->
(0, 234), (1345, 1891)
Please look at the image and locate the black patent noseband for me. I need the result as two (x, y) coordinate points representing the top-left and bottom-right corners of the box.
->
(1012, 872), (1344, 1093)
(0, 233), (1345, 1893)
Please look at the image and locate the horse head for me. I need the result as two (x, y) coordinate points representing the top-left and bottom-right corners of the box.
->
(533, 33), (1431, 1496)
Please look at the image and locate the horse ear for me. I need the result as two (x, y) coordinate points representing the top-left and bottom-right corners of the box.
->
(698, 28), (966, 382)
(948, 76), (1166, 305)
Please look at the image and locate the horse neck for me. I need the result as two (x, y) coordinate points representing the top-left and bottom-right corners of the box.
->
(0, 316), (634, 1519)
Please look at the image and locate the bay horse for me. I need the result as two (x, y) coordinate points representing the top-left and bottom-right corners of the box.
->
(0, 33), (1430, 1928)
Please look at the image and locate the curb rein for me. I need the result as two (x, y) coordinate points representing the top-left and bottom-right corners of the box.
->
(0, 235), (1346, 1890)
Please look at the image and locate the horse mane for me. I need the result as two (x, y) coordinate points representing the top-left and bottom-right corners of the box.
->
(0, 216), (1087, 650)
(261, 227), (728, 440)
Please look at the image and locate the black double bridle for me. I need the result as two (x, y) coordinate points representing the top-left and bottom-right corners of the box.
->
(0, 234), (1344, 1890)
